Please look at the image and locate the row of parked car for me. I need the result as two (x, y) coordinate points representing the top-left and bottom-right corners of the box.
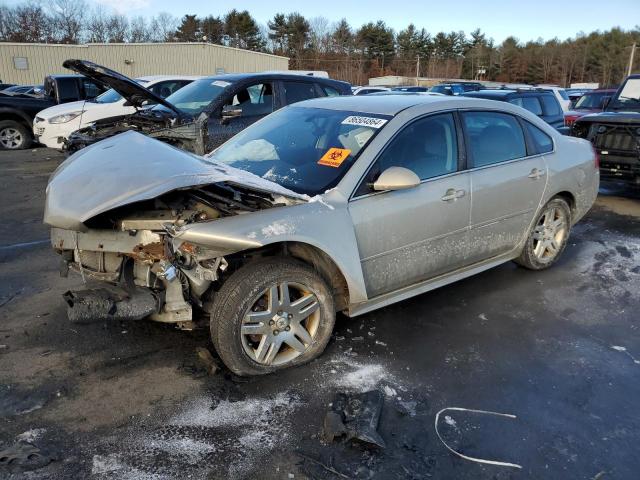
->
(1, 61), (638, 186)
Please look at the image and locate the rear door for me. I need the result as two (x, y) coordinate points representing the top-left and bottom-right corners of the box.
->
(462, 110), (547, 263)
(349, 112), (471, 298)
(539, 94), (564, 129)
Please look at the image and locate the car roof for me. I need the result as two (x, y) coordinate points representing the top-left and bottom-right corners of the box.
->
(193, 72), (348, 86)
(462, 89), (554, 99)
(292, 94), (477, 115)
(135, 75), (204, 83)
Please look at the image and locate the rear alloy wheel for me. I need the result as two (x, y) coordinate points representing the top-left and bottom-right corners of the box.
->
(0, 121), (31, 150)
(210, 258), (335, 376)
(515, 197), (571, 270)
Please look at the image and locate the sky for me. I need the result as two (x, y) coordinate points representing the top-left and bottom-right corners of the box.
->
(9, 0), (640, 43)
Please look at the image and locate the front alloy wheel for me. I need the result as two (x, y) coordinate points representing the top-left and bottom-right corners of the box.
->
(241, 282), (320, 366)
(210, 258), (335, 376)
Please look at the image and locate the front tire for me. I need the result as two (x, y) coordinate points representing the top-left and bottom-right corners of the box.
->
(0, 120), (32, 150)
(515, 197), (572, 270)
(209, 258), (335, 376)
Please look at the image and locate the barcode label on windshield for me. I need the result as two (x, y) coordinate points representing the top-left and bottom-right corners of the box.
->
(341, 116), (388, 129)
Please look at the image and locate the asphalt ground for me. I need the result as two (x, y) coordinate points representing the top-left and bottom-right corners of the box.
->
(1, 147), (639, 479)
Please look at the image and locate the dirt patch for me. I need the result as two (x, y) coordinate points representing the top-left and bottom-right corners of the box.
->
(41, 366), (200, 431)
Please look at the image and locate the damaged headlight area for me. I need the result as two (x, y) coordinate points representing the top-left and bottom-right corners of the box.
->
(51, 183), (278, 329)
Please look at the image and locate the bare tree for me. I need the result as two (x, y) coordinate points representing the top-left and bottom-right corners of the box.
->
(129, 16), (151, 43)
(86, 6), (110, 43)
(51, 0), (85, 43)
(106, 14), (128, 43)
(149, 12), (179, 42)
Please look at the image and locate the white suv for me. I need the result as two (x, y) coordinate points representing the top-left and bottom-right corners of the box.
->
(33, 75), (201, 149)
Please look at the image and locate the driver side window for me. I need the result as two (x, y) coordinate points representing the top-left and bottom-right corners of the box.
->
(222, 83), (274, 117)
(355, 113), (459, 196)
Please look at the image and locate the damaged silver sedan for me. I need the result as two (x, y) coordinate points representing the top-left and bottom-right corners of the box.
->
(44, 95), (599, 375)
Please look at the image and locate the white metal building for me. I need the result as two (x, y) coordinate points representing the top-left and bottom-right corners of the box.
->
(0, 42), (289, 84)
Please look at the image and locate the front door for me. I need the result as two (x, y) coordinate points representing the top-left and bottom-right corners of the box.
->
(348, 113), (471, 298)
(461, 110), (548, 263)
(206, 82), (274, 151)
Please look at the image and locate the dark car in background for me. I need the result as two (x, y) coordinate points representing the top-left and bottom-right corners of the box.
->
(429, 82), (483, 96)
(461, 88), (566, 131)
(564, 89), (617, 127)
(0, 74), (107, 150)
(391, 86), (429, 92)
(572, 75), (640, 186)
(64, 60), (352, 155)
(429, 83), (465, 95)
(0, 85), (44, 96)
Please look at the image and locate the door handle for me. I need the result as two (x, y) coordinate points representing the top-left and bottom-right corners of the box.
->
(441, 188), (466, 202)
(528, 168), (546, 179)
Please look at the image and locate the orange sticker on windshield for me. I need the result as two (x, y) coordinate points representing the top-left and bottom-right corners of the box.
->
(318, 148), (351, 168)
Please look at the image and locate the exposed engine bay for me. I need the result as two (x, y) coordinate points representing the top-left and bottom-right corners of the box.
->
(65, 109), (205, 154)
(52, 182), (292, 329)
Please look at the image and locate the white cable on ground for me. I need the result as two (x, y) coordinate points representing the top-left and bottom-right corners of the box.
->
(434, 407), (522, 469)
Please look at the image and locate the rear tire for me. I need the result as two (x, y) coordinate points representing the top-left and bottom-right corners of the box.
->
(209, 257), (335, 376)
(515, 197), (571, 270)
(0, 120), (32, 150)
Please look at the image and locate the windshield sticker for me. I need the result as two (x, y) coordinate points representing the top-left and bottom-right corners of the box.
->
(341, 116), (388, 129)
(212, 80), (231, 88)
(318, 148), (351, 168)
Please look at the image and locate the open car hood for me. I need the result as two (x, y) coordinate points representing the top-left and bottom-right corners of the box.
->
(44, 131), (307, 231)
(62, 59), (182, 115)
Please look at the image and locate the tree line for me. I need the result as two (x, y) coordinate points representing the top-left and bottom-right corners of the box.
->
(1, 1), (638, 87)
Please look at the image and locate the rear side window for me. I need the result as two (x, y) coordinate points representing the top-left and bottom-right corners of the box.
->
(321, 85), (341, 97)
(509, 96), (543, 116)
(540, 95), (562, 116)
(282, 81), (316, 104)
(462, 111), (527, 167)
(523, 121), (554, 154)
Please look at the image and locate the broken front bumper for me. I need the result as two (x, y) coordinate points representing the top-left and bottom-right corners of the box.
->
(51, 227), (208, 326)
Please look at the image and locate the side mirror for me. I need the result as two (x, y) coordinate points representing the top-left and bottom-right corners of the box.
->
(372, 166), (420, 191)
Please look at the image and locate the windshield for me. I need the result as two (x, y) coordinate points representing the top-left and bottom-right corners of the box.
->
(574, 91), (609, 110)
(609, 78), (640, 110)
(152, 78), (229, 115)
(94, 88), (123, 104)
(207, 106), (389, 196)
(93, 79), (149, 104)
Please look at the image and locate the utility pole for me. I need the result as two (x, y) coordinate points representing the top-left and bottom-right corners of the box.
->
(628, 42), (637, 77)
(416, 55), (420, 85)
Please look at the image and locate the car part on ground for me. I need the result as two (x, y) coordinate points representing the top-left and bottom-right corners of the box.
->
(44, 95), (599, 375)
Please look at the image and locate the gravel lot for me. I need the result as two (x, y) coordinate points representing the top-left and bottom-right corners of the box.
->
(1, 147), (639, 479)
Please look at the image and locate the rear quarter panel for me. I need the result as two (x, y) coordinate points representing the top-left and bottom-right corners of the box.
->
(543, 134), (599, 223)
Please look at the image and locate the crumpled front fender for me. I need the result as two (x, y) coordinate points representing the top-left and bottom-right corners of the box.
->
(172, 200), (369, 304)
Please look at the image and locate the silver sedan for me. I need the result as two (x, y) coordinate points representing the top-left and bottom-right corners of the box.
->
(45, 95), (599, 375)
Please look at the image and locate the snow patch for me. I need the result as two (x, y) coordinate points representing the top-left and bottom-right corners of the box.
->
(261, 221), (295, 237)
(16, 428), (46, 443)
